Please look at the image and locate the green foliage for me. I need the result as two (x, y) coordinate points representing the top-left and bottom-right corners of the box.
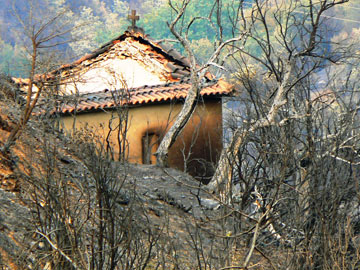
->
(0, 39), (29, 77)
(190, 38), (213, 64)
(69, 1), (130, 55)
(2, 0), (360, 77)
(0, 40), (14, 75)
(69, 6), (105, 56)
(141, 0), (238, 40)
(139, 0), (242, 62)
(112, 0), (130, 17)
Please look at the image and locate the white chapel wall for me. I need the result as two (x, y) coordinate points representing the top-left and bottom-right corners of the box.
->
(61, 58), (166, 94)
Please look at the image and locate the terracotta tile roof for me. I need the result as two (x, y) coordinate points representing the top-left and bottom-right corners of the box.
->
(53, 78), (232, 115)
(16, 30), (233, 117)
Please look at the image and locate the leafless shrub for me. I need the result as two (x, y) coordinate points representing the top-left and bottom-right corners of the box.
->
(14, 121), (164, 269)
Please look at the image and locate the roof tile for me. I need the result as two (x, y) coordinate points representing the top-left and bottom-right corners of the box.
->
(47, 79), (233, 115)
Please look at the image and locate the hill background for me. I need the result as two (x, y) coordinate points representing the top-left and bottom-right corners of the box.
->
(0, 0), (359, 77)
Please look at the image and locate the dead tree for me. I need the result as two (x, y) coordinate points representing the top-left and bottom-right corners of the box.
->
(1, 0), (80, 153)
(201, 0), (360, 269)
(154, 1), (360, 268)
(155, 0), (249, 166)
(207, 0), (350, 192)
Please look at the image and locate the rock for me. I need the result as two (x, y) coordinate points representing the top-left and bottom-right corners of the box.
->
(199, 198), (221, 210)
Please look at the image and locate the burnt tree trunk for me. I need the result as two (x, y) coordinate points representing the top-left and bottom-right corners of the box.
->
(155, 74), (200, 167)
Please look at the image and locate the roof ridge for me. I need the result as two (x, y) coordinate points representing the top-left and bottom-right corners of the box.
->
(67, 31), (191, 70)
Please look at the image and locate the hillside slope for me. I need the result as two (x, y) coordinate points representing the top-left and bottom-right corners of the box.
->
(0, 91), (262, 269)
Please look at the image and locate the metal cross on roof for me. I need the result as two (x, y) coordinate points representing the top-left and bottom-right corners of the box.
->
(128, 10), (140, 29)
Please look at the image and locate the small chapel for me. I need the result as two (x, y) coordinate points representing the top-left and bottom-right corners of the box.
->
(17, 11), (233, 181)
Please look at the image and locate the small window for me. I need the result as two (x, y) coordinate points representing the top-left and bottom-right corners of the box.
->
(142, 133), (159, 164)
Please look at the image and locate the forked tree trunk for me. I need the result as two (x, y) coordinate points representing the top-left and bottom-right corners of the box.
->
(207, 60), (295, 192)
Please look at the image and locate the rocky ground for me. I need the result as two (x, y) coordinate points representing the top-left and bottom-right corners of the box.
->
(0, 160), (232, 269)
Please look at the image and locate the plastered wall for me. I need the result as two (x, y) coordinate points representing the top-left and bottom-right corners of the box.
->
(61, 99), (223, 181)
